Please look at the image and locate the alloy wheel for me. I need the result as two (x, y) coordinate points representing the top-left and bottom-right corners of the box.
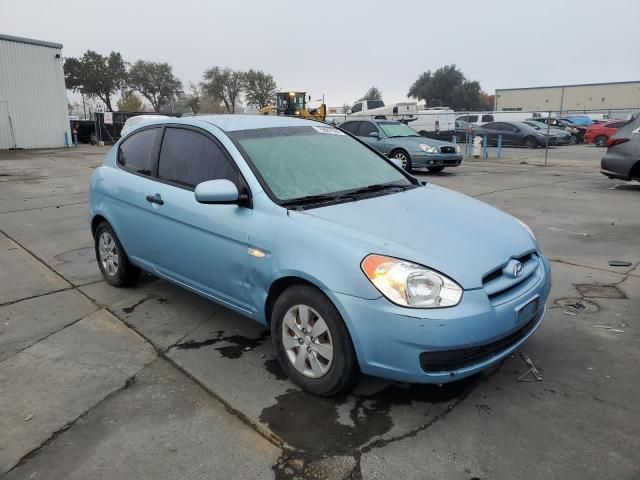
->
(98, 232), (119, 277)
(281, 304), (334, 379)
(392, 152), (408, 169)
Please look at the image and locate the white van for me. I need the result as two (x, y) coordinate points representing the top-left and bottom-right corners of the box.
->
(409, 107), (456, 140)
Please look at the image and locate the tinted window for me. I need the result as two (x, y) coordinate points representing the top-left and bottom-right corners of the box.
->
(340, 122), (359, 134)
(358, 122), (378, 137)
(351, 103), (362, 113)
(481, 114), (494, 122)
(158, 128), (237, 188)
(367, 100), (384, 109)
(118, 128), (159, 175)
(458, 115), (478, 123)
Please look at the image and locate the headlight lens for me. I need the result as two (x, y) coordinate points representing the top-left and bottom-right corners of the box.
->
(361, 254), (463, 308)
(515, 218), (536, 241)
(419, 143), (438, 153)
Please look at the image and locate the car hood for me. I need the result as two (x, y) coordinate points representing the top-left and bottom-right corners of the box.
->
(296, 184), (537, 289)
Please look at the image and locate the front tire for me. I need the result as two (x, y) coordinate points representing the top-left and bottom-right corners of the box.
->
(594, 135), (607, 147)
(271, 285), (359, 396)
(523, 136), (538, 149)
(94, 222), (140, 287)
(390, 149), (412, 172)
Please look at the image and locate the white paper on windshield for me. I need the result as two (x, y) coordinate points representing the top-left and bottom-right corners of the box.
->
(312, 126), (345, 135)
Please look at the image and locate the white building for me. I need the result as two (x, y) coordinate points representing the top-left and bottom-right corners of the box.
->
(0, 34), (71, 149)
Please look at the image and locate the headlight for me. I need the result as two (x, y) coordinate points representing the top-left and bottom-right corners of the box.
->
(515, 218), (536, 241)
(419, 143), (438, 153)
(361, 254), (463, 308)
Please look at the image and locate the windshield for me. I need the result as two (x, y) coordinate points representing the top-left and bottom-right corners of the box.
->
(378, 122), (420, 138)
(230, 126), (412, 203)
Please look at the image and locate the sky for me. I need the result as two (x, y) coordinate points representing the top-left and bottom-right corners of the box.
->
(2, 0), (639, 107)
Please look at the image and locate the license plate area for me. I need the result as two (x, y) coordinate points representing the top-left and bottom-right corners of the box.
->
(516, 296), (540, 325)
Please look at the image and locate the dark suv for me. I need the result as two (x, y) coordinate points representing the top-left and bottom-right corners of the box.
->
(601, 115), (640, 182)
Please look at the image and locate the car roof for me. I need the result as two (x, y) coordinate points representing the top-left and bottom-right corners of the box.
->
(133, 114), (325, 133)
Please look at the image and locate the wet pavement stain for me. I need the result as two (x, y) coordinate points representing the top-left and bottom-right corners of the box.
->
(261, 376), (478, 457)
(122, 297), (149, 314)
(574, 283), (626, 299)
(173, 330), (270, 359)
(264, 358), (288, 381)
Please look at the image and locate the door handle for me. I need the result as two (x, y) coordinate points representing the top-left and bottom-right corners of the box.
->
(146, 194), (164, 205)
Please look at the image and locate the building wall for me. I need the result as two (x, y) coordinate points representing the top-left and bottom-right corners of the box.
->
(495, 82), (640, 113)
(0, 37), (71, 149)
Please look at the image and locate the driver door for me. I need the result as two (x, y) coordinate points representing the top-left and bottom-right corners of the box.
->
(358, 121), (388, 154)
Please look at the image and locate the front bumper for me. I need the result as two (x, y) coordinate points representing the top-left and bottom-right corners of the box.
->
(330, 256), (551, 383)
(411, 152), (463, 168)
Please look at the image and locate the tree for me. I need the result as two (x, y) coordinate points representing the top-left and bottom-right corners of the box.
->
(244, 69), (277, 110)
(359, 86), (383, 102)
(179, 83), (201, 115)
(479, 91), (495, 111)
(407, 64), (489, 111)
(64, 51), (127, 111)
(117, 90), (143, 111)
(127, 61), (183, 112)
(201, 67), (246, 114)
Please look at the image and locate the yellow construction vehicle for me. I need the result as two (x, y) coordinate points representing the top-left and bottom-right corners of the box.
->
(260, 91), (326, 121)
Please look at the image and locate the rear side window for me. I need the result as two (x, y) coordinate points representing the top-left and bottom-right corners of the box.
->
(458, 115), (478, 123)
(481, 114), (494, 122)
(358, 122), (378, 137)
(340, 122), (359, 134)
(118, 128), (159, 175)
(158, 128), (237, 188)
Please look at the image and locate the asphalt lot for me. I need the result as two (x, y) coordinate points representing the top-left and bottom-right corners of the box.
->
(1, 144), (638, 480)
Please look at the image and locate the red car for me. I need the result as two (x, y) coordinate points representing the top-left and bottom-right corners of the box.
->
(584, 120), (628, 147)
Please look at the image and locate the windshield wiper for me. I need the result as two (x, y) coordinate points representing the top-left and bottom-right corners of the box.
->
(281, 192), (353, 207)
(281, 182), (412, 208)
(343, 182), (412, 196)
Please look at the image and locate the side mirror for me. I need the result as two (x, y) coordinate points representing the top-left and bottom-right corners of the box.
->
(194, 179), (240, 204)
(368, 131), (380, 139)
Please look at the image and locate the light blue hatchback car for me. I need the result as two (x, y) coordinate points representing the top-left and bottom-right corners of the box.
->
(90, 115), (551, 395)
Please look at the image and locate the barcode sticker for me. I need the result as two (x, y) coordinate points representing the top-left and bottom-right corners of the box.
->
(312, 126), (345, 135)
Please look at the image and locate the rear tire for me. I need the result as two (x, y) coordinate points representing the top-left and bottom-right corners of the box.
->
(523, 136), (538, 149)
(427, 166), (445, 173)
(594, 135), (607, 147)
(271, 285), (359, 396)
(94, 222), (140, 287)
(390, 149), (412, 172)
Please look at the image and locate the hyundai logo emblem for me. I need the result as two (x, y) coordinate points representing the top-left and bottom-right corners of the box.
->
(513, 262), (524, 277)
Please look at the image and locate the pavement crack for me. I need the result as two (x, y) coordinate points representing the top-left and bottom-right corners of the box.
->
(472, 175), (593, 197)
(5, 371), (142, 474)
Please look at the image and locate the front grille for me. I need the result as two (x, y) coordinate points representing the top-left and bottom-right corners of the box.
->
(419, 310), (541, 373)
(440, 146), (456, 154)
(482, 252), (541, 305)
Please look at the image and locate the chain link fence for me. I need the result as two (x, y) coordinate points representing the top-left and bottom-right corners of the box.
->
(322, 106), (639, 167)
